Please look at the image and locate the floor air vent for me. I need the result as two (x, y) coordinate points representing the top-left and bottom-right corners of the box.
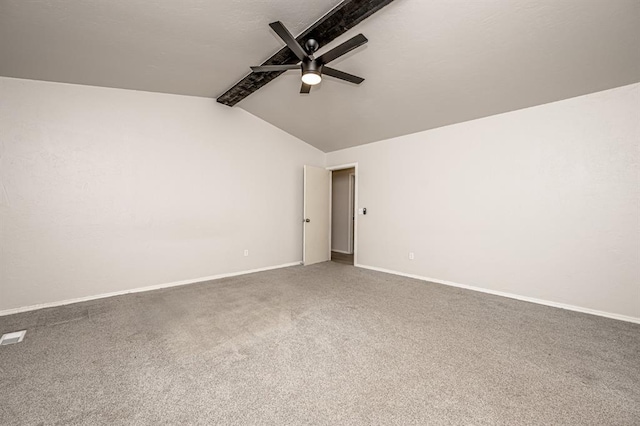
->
(0, 330), (26, 346)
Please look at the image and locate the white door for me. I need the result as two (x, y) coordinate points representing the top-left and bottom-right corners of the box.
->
(303, 165), (331, 265)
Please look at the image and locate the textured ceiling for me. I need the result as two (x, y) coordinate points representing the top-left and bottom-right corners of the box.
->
(1, 0), (639, 152)
(0, 0), (342, 98)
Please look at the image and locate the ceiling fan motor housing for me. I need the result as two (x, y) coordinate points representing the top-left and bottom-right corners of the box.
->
(302, 58), (323, 77)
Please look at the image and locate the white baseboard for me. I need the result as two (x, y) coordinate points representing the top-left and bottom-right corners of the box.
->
(0, 262), (302, 317)
(356, 264), (640, 325)
(331, 249), (352, 254)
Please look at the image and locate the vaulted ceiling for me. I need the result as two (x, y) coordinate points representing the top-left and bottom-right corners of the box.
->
(1, 0), (638, 152)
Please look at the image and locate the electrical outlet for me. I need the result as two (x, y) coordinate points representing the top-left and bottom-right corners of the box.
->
(244, 249), (249, 257)
(409, 252), (414, 260)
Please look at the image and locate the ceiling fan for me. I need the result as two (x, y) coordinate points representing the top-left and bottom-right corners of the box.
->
(250, 21), (368, 94)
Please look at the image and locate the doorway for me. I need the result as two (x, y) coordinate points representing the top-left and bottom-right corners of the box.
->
(330, 167), (356, 265)
(302, 163), (358, 266)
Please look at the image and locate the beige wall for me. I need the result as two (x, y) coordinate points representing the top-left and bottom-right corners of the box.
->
(0, 77), (324, 312)
(2, 77), (638, 322)
(331, 168), (355, 253)
(327, 83), (640, 321)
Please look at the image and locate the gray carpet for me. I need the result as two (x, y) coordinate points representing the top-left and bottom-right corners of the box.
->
(1, 262), (639, 425)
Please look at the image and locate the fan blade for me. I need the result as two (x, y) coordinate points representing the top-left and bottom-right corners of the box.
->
(300, 83), (311, 94)
(269, 21), (308, 61)
(251, 64), (300, 72)
(323, 67), (365, 84)
(317, 34), (368, 64)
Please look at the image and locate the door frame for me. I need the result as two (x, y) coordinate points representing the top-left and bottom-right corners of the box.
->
(327, 162), (359, 266)
(348, 172), (356, 254)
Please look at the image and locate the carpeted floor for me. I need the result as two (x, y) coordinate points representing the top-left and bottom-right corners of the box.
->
(1, 262), (639, 425)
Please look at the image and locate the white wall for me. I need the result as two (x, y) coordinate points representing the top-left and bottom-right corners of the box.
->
(0, 77), (324, 312)
(2, 77), (638, 321)
(327, 83), (640, 321)
(331, 168), (354, 253)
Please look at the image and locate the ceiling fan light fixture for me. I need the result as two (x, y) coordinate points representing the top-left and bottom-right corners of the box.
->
(301, 72), (322, 85)
(301, 59), (322, 85)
